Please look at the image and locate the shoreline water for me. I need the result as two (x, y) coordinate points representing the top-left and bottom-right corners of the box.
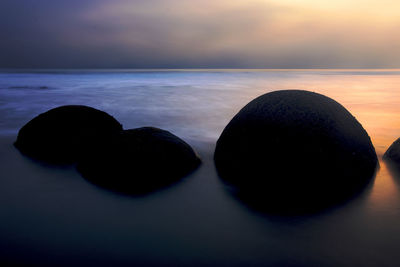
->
(1, 69), (400, 265)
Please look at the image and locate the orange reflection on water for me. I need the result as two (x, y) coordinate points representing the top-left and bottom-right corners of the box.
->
(367, 161), (400, 213)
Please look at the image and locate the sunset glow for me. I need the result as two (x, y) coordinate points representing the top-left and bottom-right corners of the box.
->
(1, 0), (399, 68)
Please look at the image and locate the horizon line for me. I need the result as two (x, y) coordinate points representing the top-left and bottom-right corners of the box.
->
(1, 68), (400, 72)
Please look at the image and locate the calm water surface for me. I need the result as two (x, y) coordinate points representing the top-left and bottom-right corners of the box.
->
(0, 69), (400, 266)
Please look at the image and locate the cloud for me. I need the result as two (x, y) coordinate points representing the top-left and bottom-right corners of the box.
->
(1, 0), (399, 68)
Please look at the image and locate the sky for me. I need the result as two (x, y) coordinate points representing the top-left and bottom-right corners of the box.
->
(1, 0), (400, 69)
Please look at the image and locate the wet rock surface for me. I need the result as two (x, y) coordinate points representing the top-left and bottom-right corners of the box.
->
(214, 90), (378, 213)
(77, 127), (201, 194)
(14, 105), (123, 164)
(384, 138), (400, 164)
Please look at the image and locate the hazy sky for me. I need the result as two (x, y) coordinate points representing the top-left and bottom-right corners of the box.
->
(1, 0), (399, 68)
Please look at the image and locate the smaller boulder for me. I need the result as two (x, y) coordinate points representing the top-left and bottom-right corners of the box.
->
(384, 138), (400, 164)
(14, 105), (123, 164)
(76, 127), (201, 194)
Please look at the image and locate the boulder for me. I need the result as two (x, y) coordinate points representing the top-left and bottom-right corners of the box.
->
(384, 138), (400, 164)
(214, 90), (378, 213)
(14, 105), (123, 164)
(76, 127), (201, 194)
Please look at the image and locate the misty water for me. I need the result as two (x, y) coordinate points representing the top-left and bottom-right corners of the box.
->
(1, 69), (400, 266)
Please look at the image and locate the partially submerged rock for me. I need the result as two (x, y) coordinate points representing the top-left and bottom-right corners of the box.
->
(214, 90), (378, 213)
(15, 105), (123, 164)
(384, 138), (400, 164)
(77, 127), (201, 194)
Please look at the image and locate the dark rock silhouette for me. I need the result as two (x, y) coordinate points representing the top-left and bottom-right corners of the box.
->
(76, 127), (201, 194)
(214, 90), (378, 213)
(384, 138), (400, 164)
(14, 105), (123, 164)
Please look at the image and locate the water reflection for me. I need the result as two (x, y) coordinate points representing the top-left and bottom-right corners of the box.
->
(221, 168), (378, 217)
(381, 159), (400, 195)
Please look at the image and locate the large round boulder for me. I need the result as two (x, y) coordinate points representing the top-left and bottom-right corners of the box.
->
(214, 90), (378, 213)
(14, 105), (123, 164)
(384, 138), (400, 164)
(76, 127), (201, 194)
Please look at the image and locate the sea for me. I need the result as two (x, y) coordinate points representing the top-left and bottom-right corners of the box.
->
(0, 69), (400, 266)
